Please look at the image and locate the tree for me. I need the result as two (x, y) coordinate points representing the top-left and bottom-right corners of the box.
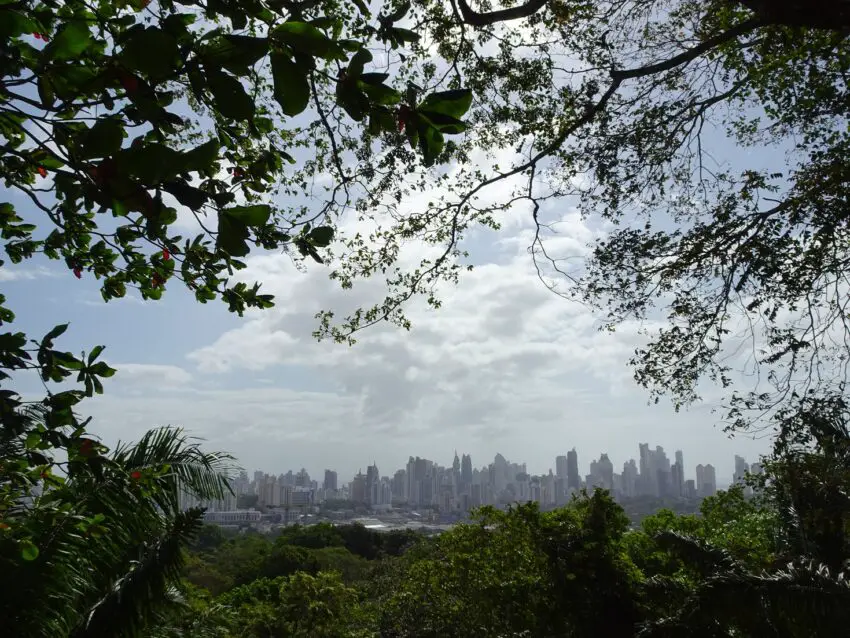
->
(214, 571), (375, 637)
(0, 423), (235, 637)
(380, 493), (644, 637)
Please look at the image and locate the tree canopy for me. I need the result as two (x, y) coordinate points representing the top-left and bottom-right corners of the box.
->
(4, 0), (850, 634)
(3, 0), (850, 435)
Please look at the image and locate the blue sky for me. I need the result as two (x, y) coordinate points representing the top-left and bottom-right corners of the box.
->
(2, 166), (771, 486)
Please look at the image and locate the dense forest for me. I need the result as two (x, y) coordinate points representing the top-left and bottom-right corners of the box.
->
(3, 0), (850, 635)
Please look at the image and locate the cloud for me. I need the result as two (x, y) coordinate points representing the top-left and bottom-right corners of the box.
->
(112, 363), (193, 387)
(0, 265), (58, 281)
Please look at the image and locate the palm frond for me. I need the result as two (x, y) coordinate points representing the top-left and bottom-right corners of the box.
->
(642, 561), (850, 638)
(70, 508), (205, 638)
(112, 426), (237, 511)
(653, 531), (741, 577)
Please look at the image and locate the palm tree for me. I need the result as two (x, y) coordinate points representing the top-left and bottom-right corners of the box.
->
(0, 419), (236, 637)
(640, 394), (850, 637)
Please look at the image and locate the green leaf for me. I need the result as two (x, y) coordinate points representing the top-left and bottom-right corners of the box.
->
(309, 226), (334, 247)
(20, 540), (39, 561)
(181, 139), (220, 173)
(360, 81), (401, 106)
(347, 48), (373, 78)
(271, 54), (310, 116)
(223, 205), (271, 226)
(87, 345), (105, 364)
(207, 70), (255, 121)
(115, 143), (181, 185)
(274, 22), (342, 59)
(419, 89), (473, 120)
(80, 119), (125, 159)
(0, 10), (35, 40)
(120, 28), (179, 80)
(48, 22), (92, 62)
(217, 214), (250, 257)
(418, 123), (444, 167)
(163, 182), (209, 211)
(418, 111), (468, 134)
(37, 76), (55, 108)
(336, 79), (369, 122)
(89, 362), (116, 377)
(391, 27), (420, 43)
(203, 35), (269, 74)
(43, 324), (69, 343)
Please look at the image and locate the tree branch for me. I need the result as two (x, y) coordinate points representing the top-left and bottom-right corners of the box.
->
(612, 19), (761, 81)
(454, 0), (548, 27)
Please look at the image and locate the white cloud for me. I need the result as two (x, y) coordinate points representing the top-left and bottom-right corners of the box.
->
(0, 265), (58, 281)
(112, 363), (193, 387)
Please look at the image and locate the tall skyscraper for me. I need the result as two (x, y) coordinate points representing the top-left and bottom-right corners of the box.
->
(461, 454), (473, 489)
(556, 455), (568, 479)
(597, 453), (614, 490)
(733, 455), (749, 485)
(366, 463), (379, 505)
(567, 448), (580, 491)
(671, 462), (683, 497)
(704, 464), (717, 496)
(323, 469), (337, 491)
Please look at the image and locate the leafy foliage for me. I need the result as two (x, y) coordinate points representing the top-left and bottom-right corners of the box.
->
(0, 422), (235, 637)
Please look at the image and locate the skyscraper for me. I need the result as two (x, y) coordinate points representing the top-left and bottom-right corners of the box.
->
(567, 448), (580, 491)
(671, 462), (683, 497)
(323, 469), (337, 491)
(461, 454), (473, 489)
(555, 455), (568, 479)
(704, 464), (717, 496)
(597, 453), (614, 490)
(733, 455), (749, 485)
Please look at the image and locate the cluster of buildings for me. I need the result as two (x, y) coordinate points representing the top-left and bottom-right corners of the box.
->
(182, 444), (763, 526)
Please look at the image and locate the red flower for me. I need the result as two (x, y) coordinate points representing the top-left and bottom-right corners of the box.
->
(162, 248), (170, 261)
(79, 439), (95, 456)
(32, 33), (42, 40)
(151, 273), (164, 288)
(231, 167), (244, 179)
(37, 166), (47, 178)
(73, 267), (82, 279)
(131, 471), (142, 480)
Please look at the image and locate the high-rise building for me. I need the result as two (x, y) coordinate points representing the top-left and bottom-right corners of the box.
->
(704, 464), (717, 496)
(733, 455), (749, 485)
(555, 455), (568, 479)
(351, 471), (367, 503)
(597, 453), (614, 490)
(622, 459), (638, 497)
(675, 450), (684, 478)
(323, 469), (337, 491)
(696, 464), (706, 496)
(671, 462), (683, 497)
(366, 463), (380, 505)
(295, 468), (310, 487)
(461, 454), (473, 489)
(567, 448), (580, 491)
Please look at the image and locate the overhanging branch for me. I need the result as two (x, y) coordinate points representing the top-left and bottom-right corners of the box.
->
(453, 0), (548, 27)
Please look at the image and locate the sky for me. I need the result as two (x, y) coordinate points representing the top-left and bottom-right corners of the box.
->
(3, 159), (771, 487)
(0, 12), (782, 487)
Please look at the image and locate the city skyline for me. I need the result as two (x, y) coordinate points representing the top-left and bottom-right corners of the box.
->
(200, 441), (763, 519)
(235, 443), (760, 487)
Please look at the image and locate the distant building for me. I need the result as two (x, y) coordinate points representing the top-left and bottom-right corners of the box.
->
(203, 510), (261, 525)
(323, 469), (338, 491)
